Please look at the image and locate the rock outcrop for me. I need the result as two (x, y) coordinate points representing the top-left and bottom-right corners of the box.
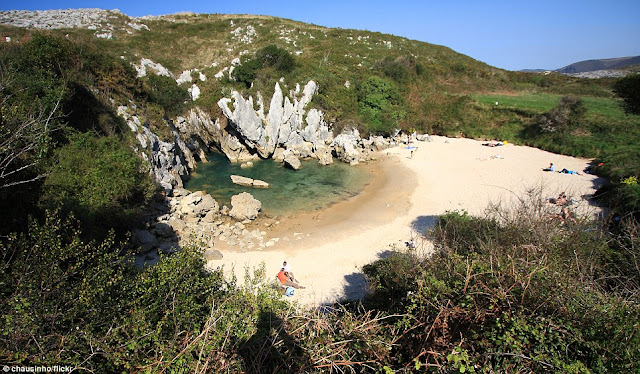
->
(230, 175), (269, 188)
(218, 81), (334, 165)
(229, 192), (262, 221)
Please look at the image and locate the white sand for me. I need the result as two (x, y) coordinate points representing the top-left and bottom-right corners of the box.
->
(207, 136), (606, 306)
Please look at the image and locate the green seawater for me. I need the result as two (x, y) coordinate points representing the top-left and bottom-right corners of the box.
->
(184, 153), (374, 215)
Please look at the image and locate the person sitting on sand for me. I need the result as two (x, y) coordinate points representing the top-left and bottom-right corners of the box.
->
(543, 163), (556, 172)
(277, 268), (304, 289)
(556, 192), (568, 206)
(282, 261), (298, 283)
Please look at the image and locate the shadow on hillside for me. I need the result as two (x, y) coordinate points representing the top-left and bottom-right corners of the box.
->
(131, 193), (183, 267)
(238, 310), (312, 373)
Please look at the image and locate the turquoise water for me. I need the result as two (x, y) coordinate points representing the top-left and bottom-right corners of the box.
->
(185, 153), (374, 215)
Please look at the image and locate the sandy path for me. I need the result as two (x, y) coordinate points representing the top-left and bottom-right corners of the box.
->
(207, 136), (606, 306)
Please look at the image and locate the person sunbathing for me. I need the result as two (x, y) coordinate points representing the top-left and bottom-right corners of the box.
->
(559, 168), (580, 175)
(482, 141), (504, 147)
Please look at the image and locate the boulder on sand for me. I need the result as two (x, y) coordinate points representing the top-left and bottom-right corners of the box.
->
(229, 192), (262, 221)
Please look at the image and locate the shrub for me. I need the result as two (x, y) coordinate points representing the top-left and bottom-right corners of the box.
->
(379, 56), (409, 83)
(536, 95), (586, 133)
(42, 132), (154, 235)
(233, 57), (262, 88)
(145, 74), (190, 117)
(255, 44), (296, 73)
(362, 195), (640, 371)
(232, 45), (296, 88)
(613, 74), (640, 115)
(357, 76), (404, 135)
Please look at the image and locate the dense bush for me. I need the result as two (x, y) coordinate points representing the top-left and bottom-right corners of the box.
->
(357, 76), (404, 136)
(145, 74), (190, 117)
(0, 211), (399, 372)
(363, 198), (640, 372)
(233, 44), (296, 88)
(41, 132), (154, 235)
(613, 74), (640, 115)
(535, 95), (586, 133)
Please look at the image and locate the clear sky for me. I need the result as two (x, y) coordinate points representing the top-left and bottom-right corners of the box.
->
(2, 0), (639, 71)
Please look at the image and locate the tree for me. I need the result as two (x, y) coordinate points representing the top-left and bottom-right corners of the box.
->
(613, 74), (640, 115)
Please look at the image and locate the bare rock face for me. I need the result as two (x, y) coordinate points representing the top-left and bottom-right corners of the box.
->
(283, 151), (301, 170)
(204, 248), (223, 261)
(230, 175), (254, 187)
(218, 81), (334, 162)
(230, 175), (270, 188)
(252, 179), (270, 188)
(229, 192), (262, 221)
(332, 128), (362, 165)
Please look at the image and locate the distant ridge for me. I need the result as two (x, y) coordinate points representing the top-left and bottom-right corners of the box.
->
(556, 56), (640, 74)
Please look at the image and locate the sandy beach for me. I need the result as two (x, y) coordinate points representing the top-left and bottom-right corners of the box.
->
(208, 136), (606, 306)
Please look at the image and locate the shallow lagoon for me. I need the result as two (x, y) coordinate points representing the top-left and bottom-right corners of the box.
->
(185, 153), (374, 215)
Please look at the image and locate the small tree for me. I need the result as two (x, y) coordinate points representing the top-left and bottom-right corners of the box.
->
(613, 74), (640, 115)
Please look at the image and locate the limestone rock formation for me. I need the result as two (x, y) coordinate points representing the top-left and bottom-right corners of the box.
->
(218, 81), (333, 162)
(230, 175), (254, 187)
(332, 128), (363, 165)
(283, 151), (301, 170)
(229, 192), (262, 221)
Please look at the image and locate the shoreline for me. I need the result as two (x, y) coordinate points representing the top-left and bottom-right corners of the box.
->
(208, 136), (606, 306)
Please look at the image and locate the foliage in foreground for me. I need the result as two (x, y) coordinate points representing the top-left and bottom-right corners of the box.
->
(363, 195), (640, 372)
(0, 211), (398, 372)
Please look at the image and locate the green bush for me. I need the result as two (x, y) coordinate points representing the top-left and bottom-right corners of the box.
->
(379, 56), (409, 83)
(232, 44), (296, 88)
(42, 133), (154, 235)
(357, 76), (404, 135)
(233, 57), (262, 88)
(613, 74), (640, 115)
(145, 74), (190, 117)
(535, 96), (586, 133)
(256, 44), (296, 73)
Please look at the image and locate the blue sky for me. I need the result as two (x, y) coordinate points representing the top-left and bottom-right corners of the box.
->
(2, 0), (639, 71)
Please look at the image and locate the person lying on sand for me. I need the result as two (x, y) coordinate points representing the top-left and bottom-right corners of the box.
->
(482, 141), (504, 147)
(559, 168), (580, 175)
(543, 163), (556, 172)
(277, 268), (305, 289)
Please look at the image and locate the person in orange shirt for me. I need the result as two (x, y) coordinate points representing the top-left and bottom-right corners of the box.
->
(277, 268), (304, 289)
